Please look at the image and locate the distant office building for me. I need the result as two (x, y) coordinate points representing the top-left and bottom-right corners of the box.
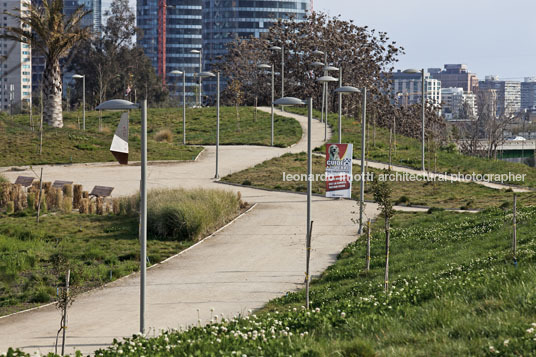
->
(430, 64), (479, 93)
(1, 0), (32, 112)
(202, 0), (310, 95)
(479, 76), (521, 117)
(521, 77), (536, 110)
(390, 70), (442, 108)
(137, 0), (203, 100)
(441, 87), (476, 120)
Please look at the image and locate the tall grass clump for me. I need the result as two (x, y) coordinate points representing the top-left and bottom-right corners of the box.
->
(155, 129), (173, 143)
(145, 188), (241, 241)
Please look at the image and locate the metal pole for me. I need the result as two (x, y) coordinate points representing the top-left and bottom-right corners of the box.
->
(338, 67), (342, 144)
(366, 219), (371, 271)
(513, 193), (517, 266)
(140, 100), (148, 334)
(183, 72), (186, 145)
(325, 83), (328, 141)
(358, 88), (367, 235)
(82, 76), (86, 131)
(321, 83), (325, 123)
(305, 98), (313, 309)
(281, 46), (285, 112)
(421, 68), (425, 171)
(61, 269), (70, 356)
(215, 72), (220, 179)
(271, 64), (275, 147)
(199, 52), (202, 106)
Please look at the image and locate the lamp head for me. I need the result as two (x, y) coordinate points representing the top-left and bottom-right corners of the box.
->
(96, 99), (139, 110)
(273, 97), (306, 106)
(334, 86), (361, 94)
(317, 76), (338, 83)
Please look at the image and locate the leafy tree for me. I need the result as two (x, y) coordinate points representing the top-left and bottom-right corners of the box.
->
(226, 79), (244, 130)
(372, 171), (395, 292)
(216, 12), (446, 141)
(2, 0), (92, 127)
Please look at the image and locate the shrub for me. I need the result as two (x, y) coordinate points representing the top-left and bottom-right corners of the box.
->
(6, 201), (14, 214)
(27, 192), (36, 211)
(63, 184), (73, 198)
(144, 188), (240, 241)
(79, 198), (89, 214)
(62, 197), (73, 213)
(73, 184), (83, 209)
(155, 129), (173, 143)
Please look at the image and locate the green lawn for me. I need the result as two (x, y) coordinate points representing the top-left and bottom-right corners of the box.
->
(222, 152), (536, 210)
(287, 107), (536, 188)
(0, 188), (243, 317)
(0, 107), (301, 167)
(59, 207), (536, 356)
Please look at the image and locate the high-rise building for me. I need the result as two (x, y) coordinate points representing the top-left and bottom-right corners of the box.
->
(1, 0), (32, 112)
(479, 76), (521, 117)
(137, 0), (310, 99)
(202, 0), (310, 95)
(390, 70), (442, 108)
(430, 64), (479, 93)
(521, 77), (536, 110)
(137, 0), (203, 100)
(441, 87), (477, 120)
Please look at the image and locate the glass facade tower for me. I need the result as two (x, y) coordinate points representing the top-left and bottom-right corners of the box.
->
(137, 0), (203, 101)
(137, 0), (309, 100)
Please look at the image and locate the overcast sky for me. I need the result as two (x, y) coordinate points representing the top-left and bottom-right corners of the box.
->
(314, 0), (535, 81)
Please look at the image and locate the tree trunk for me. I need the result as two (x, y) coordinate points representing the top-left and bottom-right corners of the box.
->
(384, 216), (390, 292)
(43, 58), (63, 128)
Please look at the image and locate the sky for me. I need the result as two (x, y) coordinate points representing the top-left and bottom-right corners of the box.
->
(314, 0), (536, 81)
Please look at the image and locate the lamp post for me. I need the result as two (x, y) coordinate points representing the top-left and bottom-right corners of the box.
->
(335, 86), (366, 234)
(274, 96), (313, 309)
(258, 64), (275, 146)
(316, 75), (338, 141)
(95, 99), (146, 333)
(73, 74), (85, 130)
(199, 71), (218, 178)
(403, 68), (426, 171)
(270, 46), (284, 111)
(312, 50), (325, 123)
(190, 49), (203, 106)
(170, 70), (186, 145)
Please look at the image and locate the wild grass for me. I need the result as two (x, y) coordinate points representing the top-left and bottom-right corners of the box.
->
(144, 188), (242, 241)
(222, 152), (536, 210)
(287, 106), (536, 188)
(0, 188), (243, 316)
(1, 107), (301, 167)
(63, 207), (535, 356)
(154, 129), (173, 143)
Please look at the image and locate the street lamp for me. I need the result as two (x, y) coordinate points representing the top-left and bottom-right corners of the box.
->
(270, 46), (284, 111)
(190, 49), (203, 107)
(273, 96), (314, 309)
(72, 74), (85, 130)
(199, 71), (218, 178)
(95, 98), (146, 334)
(170, 70), (186, 145)
(311, 59), (325, 123)
(403, 68), (426, 171)
(335, 86), (366, 234)
(316, 75), (338, 141)
(258, 63), (275, 146)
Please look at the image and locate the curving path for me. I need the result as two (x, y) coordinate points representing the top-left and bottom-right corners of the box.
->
(0, 108), (394, 355)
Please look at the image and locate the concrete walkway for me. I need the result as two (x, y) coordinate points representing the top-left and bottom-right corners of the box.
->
(0, 108), (391, 355)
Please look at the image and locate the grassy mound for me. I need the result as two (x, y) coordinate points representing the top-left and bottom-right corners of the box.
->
(71, 207), (536, 356)
(0, 107), (301, 167)
(222, 152), (536, 210)
(288, 107), (536, 188)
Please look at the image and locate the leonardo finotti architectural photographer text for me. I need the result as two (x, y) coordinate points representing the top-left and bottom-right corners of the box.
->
(282, 172), (527, 183)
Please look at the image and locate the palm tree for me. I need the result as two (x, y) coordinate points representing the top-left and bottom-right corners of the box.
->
(2, 0), (92, 127)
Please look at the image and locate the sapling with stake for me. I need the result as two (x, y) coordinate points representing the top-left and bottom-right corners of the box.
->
(372, 171), (395, 292)
(513, 193), (517, 267)
(366, 219), (371, 271)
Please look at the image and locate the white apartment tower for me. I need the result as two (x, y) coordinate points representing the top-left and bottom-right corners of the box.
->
(0, 0), (31, 113)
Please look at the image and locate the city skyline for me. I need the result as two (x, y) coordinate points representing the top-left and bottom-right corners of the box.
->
(315, 0), (536, 81)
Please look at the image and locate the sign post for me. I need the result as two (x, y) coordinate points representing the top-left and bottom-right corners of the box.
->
(325, 143), (353, 199)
